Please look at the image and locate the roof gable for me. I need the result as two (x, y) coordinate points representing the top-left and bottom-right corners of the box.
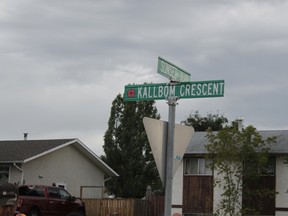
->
(0, 139), (74, 162)
(0, 138), (118, 177)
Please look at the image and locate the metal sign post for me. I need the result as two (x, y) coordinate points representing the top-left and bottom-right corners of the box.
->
(164, 96), (177, 216)
(123, 57), (225, 216)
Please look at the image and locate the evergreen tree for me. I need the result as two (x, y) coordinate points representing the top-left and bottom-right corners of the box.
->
(101, 94), (163, 198)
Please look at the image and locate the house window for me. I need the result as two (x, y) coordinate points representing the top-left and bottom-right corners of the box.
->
(184, 158), (212, 175)
(260, 157), (275, 176)
(0, 166), (9, 184)
(245, 157), (276, 176)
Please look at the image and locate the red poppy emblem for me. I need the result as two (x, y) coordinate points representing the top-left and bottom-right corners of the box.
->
(128, 89), (135, 97)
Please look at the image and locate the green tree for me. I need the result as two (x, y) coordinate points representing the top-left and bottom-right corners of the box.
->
(183, 110), (228, 131)
(101, 94), (163, 198)
(206, 125), (276, 216)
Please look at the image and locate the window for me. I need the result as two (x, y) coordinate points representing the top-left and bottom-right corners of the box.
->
(59, 188), (71, 200)
(244, 157), (276, 176)
(184, 158), (212, 175)
(0, 166), (9, 184)
(19, 186), (45, 197)
(260, 157), (275, 176)
(48, 187), (60, 199)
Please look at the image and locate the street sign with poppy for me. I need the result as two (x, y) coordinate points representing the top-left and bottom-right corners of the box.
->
(124, 80), (224, 101)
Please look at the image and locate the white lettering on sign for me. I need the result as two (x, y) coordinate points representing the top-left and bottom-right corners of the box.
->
(179, 82), (224, 97)
(125, 80), (224, 101)
(138, 85), (176, 99)
(159, 60), (178, 80)
(157, 57), (191, 82)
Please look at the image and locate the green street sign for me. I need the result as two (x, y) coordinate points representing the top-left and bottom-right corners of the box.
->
(124, 80), (225, 101)
(158, 57), (191, 82)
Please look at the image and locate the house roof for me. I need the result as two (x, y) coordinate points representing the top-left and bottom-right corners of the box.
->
(0, 138), (118, 177)
(185, 130), (288, 155)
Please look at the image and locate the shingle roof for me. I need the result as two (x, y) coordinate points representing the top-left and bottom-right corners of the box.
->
(0, 139), (74, 162)
(260, 130), (288, 154)
(0, 138), (118, 177)
(186, 131), (208, 154)
(185, 130), (288, 155)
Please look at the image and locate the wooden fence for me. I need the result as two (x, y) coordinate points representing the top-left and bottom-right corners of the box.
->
(148, 196), (164, 216)
(83, 197), (164, 216)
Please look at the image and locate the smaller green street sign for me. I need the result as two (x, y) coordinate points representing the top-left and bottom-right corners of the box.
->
(158, 57), (191, 82)
(124, 80), (225, 101)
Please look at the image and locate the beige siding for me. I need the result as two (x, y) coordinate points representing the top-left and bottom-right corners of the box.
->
(172, 161), (183, 215)
(9, 165), (24, 184)
(21, 145), (105, 197)
(276, 156), (288, 216)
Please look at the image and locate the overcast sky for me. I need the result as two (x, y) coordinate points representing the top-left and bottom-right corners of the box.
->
(1, 0), (287, 155)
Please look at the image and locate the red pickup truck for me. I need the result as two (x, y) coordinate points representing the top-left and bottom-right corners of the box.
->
(17, 185), (85, 216)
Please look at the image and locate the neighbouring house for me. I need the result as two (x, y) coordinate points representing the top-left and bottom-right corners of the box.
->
(171, 130), (288, 216)
(0, 138), (118, 198)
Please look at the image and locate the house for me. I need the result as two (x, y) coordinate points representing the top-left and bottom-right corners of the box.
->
(171, 130), (288, 216)
(0, 138), (118, 198)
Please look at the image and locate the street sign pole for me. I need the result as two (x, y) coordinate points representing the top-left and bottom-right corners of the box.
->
(164, 96), (178, 216)
(124, 57), (225, 216)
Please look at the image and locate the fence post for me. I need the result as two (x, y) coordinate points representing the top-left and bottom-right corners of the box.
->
(146, 185), (153, 201)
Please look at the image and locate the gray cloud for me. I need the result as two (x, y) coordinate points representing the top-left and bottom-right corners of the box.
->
(0, 0), (287, 155)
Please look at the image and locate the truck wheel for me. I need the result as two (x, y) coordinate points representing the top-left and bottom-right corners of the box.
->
(28, 209), (41, 216)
